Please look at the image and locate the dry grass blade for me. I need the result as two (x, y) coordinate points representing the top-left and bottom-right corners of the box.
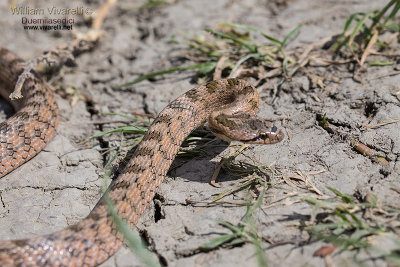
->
(364, 117), (400, 129)
(371, 70), (400, 79)
(92, 0), (117, 30)
(359, 28), (378, 66)
(282, 170), (324, 195)
(213, 55), (229, 80)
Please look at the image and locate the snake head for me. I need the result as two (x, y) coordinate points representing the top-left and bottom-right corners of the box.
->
(237, 117), (284, 144)
(209, 112), (284, 144)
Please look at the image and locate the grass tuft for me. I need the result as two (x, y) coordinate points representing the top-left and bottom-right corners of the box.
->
(199, 174), (271, 267)
(118, 22), (303, 89)
(331, 0), (400, 65)
(305, 187), (400, 263)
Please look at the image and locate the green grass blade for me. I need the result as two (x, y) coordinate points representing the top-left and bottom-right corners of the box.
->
(102, 112), (152, 125)
(139, 0), (169, 10)
(343, 13), (360, 33)
(211, 178), (256, 202)
(327, 186), (354, 204)
(218, 220), (243, 234)
(310, 222), (345, 231)
(345, 210), (364, 228)
(282, 24), (303, 48)
(228, 237), (246, 247)
(349, 11), (373, 44)
(90, 125), (148, 139)
(221, 22), (283, 46)
(370, 0), (398, 30)
(368, 61), (394, 66)
(117, 62), (216, 89)
(199, 234), (237, 251)
(252, 233), (268, 267)
(383, 23), (400, 31)
(334, 210), (351, 224)
(243, 177), (268, 223)
(383, 1), (400, 27)
(105, 196), (161, 267)
(197, 61), (217, 75)
(229, 53), (259, 78)
(305, 196), (339, 210)
(205, 29), (258, 53)
(244, 175), (269, 266)
(350, 229), (372, 241)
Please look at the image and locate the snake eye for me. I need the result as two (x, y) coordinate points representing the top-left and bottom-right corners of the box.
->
(271, 125), (278, 133)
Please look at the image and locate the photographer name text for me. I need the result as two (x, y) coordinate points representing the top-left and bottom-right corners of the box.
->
(10, 6), (86, 16)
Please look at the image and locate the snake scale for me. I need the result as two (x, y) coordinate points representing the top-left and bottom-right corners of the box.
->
(0, 47), (283, 266)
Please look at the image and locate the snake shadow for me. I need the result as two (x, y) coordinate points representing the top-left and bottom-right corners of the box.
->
(0, 97), (15, 120)
(115, 125), (235, 184)
(168, 136), (230, 184)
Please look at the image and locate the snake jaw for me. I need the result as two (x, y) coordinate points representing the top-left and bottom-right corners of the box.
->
(211, 118), (285, 144)
(235, 125), (283, 144)
(247, 125), (284, 144)
(262, 125), (284, 144)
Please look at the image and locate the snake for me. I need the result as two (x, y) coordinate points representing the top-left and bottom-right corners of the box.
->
(0, 47), (284, 266)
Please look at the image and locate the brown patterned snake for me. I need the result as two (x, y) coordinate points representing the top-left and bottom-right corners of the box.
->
(0, 47), (284, 266)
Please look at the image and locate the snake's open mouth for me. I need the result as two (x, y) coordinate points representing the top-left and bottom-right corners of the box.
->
(243, 125), (284, 144)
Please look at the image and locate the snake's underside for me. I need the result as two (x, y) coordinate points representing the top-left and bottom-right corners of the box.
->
(0, 47), (283, 266)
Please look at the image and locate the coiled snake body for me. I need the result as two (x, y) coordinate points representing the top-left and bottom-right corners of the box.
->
(0, 48), (283, 266)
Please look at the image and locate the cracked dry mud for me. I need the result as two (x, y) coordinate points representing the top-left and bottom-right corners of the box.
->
(0, 0), (399, 266)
